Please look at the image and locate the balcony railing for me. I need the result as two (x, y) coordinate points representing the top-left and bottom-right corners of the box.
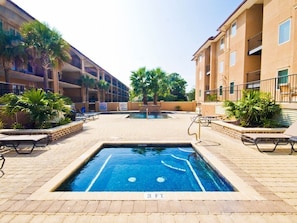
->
(205, 65), (210, 75)
(248, 32), (262, 55)
(204, 73), (297, 103)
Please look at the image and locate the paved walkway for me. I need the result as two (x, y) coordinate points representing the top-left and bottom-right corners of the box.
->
(0, 113), (297, 222)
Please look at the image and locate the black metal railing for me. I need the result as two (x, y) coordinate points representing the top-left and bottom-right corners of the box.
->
(204, 73), (297, 103)
(248, 32), (262, 55)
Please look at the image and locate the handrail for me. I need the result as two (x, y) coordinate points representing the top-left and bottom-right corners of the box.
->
(187, 113), (202, 142)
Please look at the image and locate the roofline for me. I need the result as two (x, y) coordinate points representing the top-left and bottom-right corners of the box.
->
(191, 36), (214, 60)
(8, 0), (36, 21)
(217, 0), (248, 31)
(192, 0), (258, 61)
(8, 0), (126, 86)
(191, 31), (226, 61)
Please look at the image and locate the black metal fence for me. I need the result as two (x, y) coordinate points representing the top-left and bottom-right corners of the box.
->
(204, 73), (297, 103)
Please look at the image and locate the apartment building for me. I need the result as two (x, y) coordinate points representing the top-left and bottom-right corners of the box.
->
(192, 0), (297, 109)
(0, 0), (129, 112)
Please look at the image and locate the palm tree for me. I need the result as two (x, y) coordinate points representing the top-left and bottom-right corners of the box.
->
(78, 75), (96, 102)
(130, 67), (150, 105)
(20, 21), (71, 91)
(0, 29), (26, 84)
(148, 67), (168, 105)
(96, 80), (110, 102)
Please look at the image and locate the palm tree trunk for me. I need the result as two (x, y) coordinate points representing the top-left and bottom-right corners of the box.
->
(102, 90), (105, 102)
(143, 94), (148, 105)
(4, 68), (10, 83)
(153, 94), (158, 105)
(43, 68), (49, 90)
(4, 68), (11, 93)
(86, 87), (89, 102)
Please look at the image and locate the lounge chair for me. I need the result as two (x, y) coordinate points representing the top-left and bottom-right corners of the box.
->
(289, 136), (297, 154)
(0, 134), (49, 154)
(0, 154), (4, 170)
(241, 121), (297, 154)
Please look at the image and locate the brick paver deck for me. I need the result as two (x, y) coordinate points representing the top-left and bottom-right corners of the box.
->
(0, 113), (297, 222)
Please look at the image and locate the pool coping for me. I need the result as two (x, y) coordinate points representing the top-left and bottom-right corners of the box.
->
(29, 140), (264, 201)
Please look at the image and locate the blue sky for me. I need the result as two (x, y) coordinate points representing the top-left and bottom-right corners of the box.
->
(12, 0), (243, 91)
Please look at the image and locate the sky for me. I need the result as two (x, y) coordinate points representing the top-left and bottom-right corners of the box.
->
(11, 0), (243, 91)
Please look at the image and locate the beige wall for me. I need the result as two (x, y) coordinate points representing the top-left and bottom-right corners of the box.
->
(74, 101), (197, 112)
(228, 11), (246, 86)
(195, 51), (206, 102)
(193, 0), (297, 102)
(244, 4), (263, 79)
(261, 0), (295, 80)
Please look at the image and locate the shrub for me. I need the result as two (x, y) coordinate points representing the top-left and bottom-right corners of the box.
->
(175, 105), (181, 111)
(223, 90), (281, 127)
(11, 122), (23, 129)
(0, 89), (72, 129)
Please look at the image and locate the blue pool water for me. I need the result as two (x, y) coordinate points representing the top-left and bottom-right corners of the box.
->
(128, 112), (169, 119)
(56, 144), (235, 192)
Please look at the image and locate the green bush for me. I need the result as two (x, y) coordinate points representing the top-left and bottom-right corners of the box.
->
(175, 105), (181, 111)
(223, 90), (281, 127)
(11, 122), (23, 129)
(0, 88), (72, 129)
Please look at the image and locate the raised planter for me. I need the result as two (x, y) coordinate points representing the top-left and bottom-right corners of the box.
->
(211, 120), (286, 140)
(0, 121), (84, 142)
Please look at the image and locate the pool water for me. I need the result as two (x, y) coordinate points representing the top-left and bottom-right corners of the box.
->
(56, 144), (235, 192)
(127, 112), (169, 119)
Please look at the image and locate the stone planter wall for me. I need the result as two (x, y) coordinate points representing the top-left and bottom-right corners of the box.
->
(211, 121), (286, 140)
(0, 121), (84, 142)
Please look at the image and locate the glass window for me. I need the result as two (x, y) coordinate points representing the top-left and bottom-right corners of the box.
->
(230, 82), (234, 94)
(199, 71), (202, 80)
(278, 69), (288, 87)
(279, 19), (291, 44)
(219, 86), (223, 96)
(0, 19), (3, 30)
(220, 37), (224, 50)
(230, 22), (237, 36)
(199, 90), (201, 97)
(230, 51), (236, 66)
(219, 61), (224, 73)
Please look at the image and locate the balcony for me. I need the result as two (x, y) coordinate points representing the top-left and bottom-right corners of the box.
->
(248, 32), (262, 55)
(204, 73), (297, 103)
(205, 65), (210, 75)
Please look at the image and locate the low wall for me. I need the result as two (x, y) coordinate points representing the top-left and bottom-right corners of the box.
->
(211, 121), (286, 140)
(74, 101), (197, 112)
(0, 121), (84, 142)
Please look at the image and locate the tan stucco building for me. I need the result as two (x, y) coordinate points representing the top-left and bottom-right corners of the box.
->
(192, 0), (297, 112)
(0, 0), (129, 112)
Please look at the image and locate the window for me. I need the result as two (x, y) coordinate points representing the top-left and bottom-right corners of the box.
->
(198, 55), (203, 62)
(199, 71), (202, 80)
(219, 86), (223, 96)
(199, 90), (201, 97)
(220, 37), (224, 50)
(219, 61), (224, 73)
(230, 22), (237, 37)
(230, 51), (236, 66)
(230, 82), (234, 94)
(0, 19), (2, 30)
(279, 19), (291, 44)
(277, 69), (288, 87)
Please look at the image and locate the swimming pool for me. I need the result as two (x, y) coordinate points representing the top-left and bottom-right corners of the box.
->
(56, 143), (234, 192)
(127, 112), (170, 119)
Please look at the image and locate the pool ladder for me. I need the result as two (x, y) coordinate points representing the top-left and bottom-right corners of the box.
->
(187, 113), (202, 142)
